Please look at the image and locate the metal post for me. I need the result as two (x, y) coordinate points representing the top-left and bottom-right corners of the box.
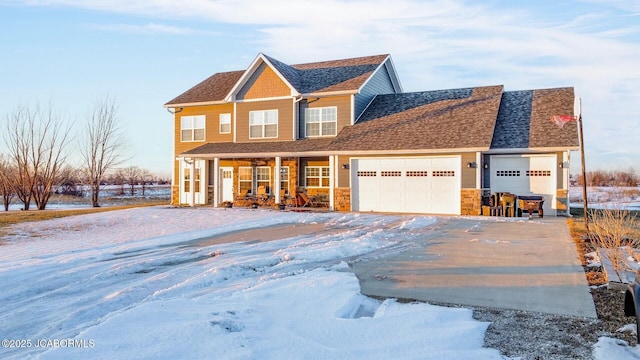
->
(578, 114), (589, 233)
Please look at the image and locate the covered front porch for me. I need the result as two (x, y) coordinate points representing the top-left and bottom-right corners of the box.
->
(176, 155), (336, 210)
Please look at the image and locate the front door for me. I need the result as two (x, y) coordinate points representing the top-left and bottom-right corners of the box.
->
(220, 167), (234, 203)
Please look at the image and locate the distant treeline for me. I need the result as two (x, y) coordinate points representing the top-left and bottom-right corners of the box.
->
(573, 169), (638, 187)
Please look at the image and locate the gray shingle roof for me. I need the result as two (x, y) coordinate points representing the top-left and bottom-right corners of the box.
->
(165, 71), (244, 106)
(491, 87), (579, 149)
(490, 90), (533, 149)
(329, 86), (504, 151)
(356, 87), (474, 123)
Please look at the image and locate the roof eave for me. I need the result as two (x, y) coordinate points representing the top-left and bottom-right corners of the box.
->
(164, 100), (229, 108)
(486, 146), (580, 154)
(303, 90), (358, 97)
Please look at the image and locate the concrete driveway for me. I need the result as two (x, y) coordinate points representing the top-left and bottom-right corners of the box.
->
(350, 216), (597, 318)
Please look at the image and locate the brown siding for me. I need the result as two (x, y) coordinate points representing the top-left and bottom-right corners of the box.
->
(461, 153), (478, 188)
(236, 99), (294, 142)
(299, 95), (353, 138)
(555, 151), (565, 189)
(174, 104), (234, 156)
(173, 104), (235, 191)
(337, 155), (351, 188)
(237, 63), (290, 100)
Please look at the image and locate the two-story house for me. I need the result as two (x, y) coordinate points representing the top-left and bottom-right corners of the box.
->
(165, 53), (579, 216)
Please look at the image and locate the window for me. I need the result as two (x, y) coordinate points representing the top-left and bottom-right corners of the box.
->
(184, 168), (190, 193)
(219, 113), (231, 134)
(526, 170), (551, 177)
(238, 167), (253, 194)
(280, 167), (290, 194)
(305, 166), (330, 187)
(181, 115), (205, 142)
(406, 171), (428, 177)
(496, 170), (520, 177)
(305, 107), (337, 137)
(249, 110), (278, 138)
(432, 170), (455, 177)
(256, 167), (271, 194)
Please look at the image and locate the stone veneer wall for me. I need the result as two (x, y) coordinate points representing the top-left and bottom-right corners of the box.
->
(460, 189), (482, 215)
(171, 185), (179, 205)
(556, 189), (569, 214)
(334, 188), (351, 211)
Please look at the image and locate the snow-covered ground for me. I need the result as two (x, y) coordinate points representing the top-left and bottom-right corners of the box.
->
(570, 186), (640, 210)
(0, 207), (636, 359)
(5, 184), (171, 211)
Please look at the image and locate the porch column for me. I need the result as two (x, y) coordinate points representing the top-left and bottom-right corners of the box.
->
(275, 156), (282, 204)
(329, 155), (335, 211)
(189, 158), (196, 207)
(213, 157), (220, 208)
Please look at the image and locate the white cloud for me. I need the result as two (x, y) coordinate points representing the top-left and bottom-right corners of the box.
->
(91, 22), (215, 35)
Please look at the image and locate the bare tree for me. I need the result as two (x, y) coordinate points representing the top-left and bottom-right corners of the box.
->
(80, 97), (127, 207)
(118, 166), (141, 196)
(0, 154), (16, 211)
(3, 103), (72, 210)
(140, 168), (154, 196)
(589, 206), (640, 283)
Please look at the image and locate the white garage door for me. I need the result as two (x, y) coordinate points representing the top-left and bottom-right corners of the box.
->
(351, 157), (461, 214)
(490, 155), (556, 215)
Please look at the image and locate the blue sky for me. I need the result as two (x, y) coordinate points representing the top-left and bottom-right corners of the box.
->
(1, 0), (638, 177)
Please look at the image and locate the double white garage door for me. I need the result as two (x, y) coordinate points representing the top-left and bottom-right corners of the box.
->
(351, 157), (461, 214)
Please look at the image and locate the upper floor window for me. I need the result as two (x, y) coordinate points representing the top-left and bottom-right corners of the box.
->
(181, 115), (205, 142)
(249, 110), (278, 139)
(219, 113), (231, 134)
(305, 107), (337, 137)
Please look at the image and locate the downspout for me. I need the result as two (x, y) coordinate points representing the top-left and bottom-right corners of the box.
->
(294, 95), (304, 140)
(329, 155), (335, 211)
(166, 107), (183, 205)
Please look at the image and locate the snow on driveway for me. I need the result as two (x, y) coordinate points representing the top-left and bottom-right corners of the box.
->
(0, 206), (635, 359)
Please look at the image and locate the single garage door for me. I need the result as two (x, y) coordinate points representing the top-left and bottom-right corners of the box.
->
(490, 155), (556, 215)
(351, 156), (461, 214)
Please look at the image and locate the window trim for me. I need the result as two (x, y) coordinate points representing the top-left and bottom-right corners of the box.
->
(304, 166), (330, 188)
(219, 113), (231, 134)
(280, 166), (290, 194)
(305, 106), (337, 137)
(256, 166), (271, 194)
(249, 109), (278, 139)
(180, 115), (206, 142)
(238, 167), (253, 195)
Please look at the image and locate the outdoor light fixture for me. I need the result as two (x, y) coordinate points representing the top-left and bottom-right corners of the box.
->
(483, 163), (489, 169)
(467, 162), (477, 168)
(341, 164), (350, 170)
